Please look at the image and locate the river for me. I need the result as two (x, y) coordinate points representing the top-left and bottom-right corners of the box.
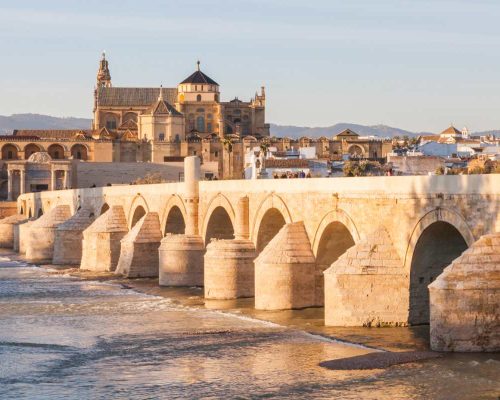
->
(0, 255), (498, 399)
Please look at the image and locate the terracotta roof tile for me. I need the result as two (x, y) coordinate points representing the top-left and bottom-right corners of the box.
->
(97, 87), (177, 107)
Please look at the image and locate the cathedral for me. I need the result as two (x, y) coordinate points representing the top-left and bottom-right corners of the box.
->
(92, 53), (269, 163)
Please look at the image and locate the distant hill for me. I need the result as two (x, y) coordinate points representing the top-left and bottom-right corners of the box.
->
(0, 113), (495, 139)
(269, 123), (426, 139)
(0, 113), (92, 134)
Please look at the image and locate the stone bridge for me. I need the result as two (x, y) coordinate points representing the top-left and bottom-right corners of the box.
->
(4, 157), (499, 352)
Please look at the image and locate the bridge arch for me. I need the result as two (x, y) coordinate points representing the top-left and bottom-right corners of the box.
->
(312, 209), (359, 306)
(251, 193), (292, 251)
(161, 195), (187, 235)
(312, 209), (360, 258)
(202, 193), (235, 244)
(128, 195), (149, 229)
(405, 207), (473, 325)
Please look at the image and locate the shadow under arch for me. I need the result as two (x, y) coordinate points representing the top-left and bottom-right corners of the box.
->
(201, 193), (236, 244)
(100, 203), (110, 215)
(130, 205), (147, 228)
(311, 209), (360, 258)
(161, 195), (188, 235)
(204, 206), (235, 244)
(37, 208), (43, 217)
(312, 209), (359, 307)
(255, 208), (287, 253)
(404, 207), (474, 270)
(127, 195), (150, 229)
(405, 208), (472, 326)
(251, 193), (292, 249)
(164, 206), (186, 235)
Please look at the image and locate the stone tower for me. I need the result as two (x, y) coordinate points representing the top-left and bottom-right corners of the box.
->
(96, 51), (112, 88)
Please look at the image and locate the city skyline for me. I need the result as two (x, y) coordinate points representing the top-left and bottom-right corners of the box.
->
(1, 0), (500, 132)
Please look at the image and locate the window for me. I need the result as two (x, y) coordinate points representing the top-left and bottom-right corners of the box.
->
(7, 151), (12, 159)
(159, 133), (165, 141)
(193, 150), (197, 155)
(106, 120), (117, 130)
(207, 122), (212, 132)
(54, 151), (60, 159)
(214, 94), (219, 102)
(196, 116), (205, 132)
(196, 108), (205, 112)
(201, 85), (204, 91)
(196, 94), (202, 102)
(207, 113), (213, 120)
(175, 134), (180, 142)
(214, 151), (219, 157)
(76, 151), (82, 159)
(195, 85), (198, 91)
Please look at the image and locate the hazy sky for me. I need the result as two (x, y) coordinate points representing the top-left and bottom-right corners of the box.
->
(0, 0), (499, 132)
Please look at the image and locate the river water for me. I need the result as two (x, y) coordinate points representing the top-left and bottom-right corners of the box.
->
(0, 256), (499, 400)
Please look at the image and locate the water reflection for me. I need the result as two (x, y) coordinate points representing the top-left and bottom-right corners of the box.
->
(0, 259), (498, 399)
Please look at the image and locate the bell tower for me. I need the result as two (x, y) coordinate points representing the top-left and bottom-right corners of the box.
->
(96, 51), (112, 88)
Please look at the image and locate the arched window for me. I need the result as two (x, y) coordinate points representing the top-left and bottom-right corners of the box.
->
(104, 114), (118, 130)
(196, 94), (202, 102)
(2, 144), (18, 160)
(207, 122), (212, 132)
(196, 116), (205, 132)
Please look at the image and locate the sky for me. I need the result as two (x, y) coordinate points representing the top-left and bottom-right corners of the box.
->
(0, 0), (499, 132)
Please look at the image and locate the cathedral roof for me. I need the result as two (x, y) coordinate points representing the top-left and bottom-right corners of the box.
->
(96, 87), (177, 107)
(180, 63), (218, 85)
(147, 99), (182, 116)
(440, 125), (462, 136)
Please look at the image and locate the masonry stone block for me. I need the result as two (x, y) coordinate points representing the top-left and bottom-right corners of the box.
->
(80, 205), (128, 272)
(25, 205), (72, 263)
(158, 234), (205, 286)
(324, 227), (408, 327)
(0, 214), (27, 248)
(53, 207), (96, 265)
(13, 218), (34, 252)
(115, 212), (162, 278)
(204, 239), (257, 299)
(18, 220), (35, 255)
(429, 233), (500, 352)
(255, 222), (316, 310)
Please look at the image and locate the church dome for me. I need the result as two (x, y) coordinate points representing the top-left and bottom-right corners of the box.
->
(28, 151), (52, 163)
(180, 61), (218, 86)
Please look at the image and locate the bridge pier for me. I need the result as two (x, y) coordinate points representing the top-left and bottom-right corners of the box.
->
(324, 227), (407, 327)
(255, 222), (316, 310)
(204, 196), (256, 299)
(204, 239), (256, 299)
(18, 219), (35, 255)
(159, 156), (206, 286)
(159, 235), (205, 286)
(80, 205), (128, 272)
(429, 232), (500, 352)
(0, 214), (28, 248)
(13, 218), (34, 252)
(52, 207), (95, 265)
(25, 205), (72, 264)
(115, 212), (162, 278)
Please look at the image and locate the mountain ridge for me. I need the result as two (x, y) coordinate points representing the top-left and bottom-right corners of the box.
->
(0, 113), (496, 139)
